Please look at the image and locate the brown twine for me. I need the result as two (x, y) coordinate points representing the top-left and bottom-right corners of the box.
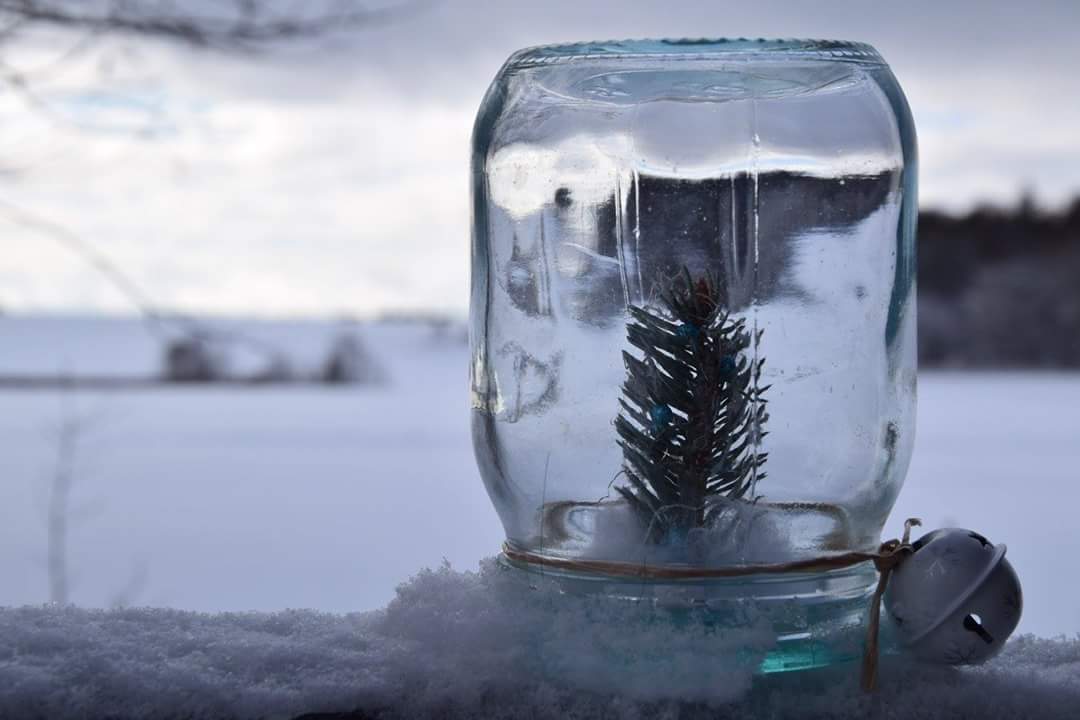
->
(501, 517), (922, 692)
(860, 517), (920, 691)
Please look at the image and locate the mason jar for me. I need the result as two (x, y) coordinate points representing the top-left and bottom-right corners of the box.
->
(469, 38), (917, 665)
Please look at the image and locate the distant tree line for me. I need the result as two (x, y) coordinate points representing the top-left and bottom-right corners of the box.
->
(919, 196), (1080, 368)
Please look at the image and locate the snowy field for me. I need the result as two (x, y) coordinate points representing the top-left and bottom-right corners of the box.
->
(1, 314), (1079, 643)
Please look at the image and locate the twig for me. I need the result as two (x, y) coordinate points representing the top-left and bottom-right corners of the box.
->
(46, 412), (82, 604)
(0, 1), (423, 51)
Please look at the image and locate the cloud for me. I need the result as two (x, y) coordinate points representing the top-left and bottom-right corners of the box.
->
(0, 0), (1077, 315)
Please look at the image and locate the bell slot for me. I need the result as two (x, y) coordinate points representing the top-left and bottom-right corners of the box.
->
(962, 613), (994, 644)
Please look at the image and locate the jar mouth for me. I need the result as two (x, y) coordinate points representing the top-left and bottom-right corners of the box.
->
(506, 38), (885, 68)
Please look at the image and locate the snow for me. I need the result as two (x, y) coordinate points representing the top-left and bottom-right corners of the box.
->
(2, 562), (1079, 719)
(1, 315), (1079, 716)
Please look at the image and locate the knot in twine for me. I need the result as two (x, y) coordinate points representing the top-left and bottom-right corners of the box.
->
(860, 517), (920, 691)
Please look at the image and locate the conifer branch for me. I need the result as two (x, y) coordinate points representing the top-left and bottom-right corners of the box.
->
(614, 269), (769, 542)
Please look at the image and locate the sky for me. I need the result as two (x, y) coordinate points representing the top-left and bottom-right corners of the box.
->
(0, 0), (1078, 317)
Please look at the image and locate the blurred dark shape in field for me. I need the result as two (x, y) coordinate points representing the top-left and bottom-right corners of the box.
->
(163, 334), (226, 383)
(919, 195), (1080, 368)
(161, 325), (387, 386)
(319, 327), (387, 385)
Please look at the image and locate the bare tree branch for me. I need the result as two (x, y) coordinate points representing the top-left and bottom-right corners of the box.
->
(0, 196), (167, 335)
(0, 0), (417, 51)
(46, 411), (82, 604)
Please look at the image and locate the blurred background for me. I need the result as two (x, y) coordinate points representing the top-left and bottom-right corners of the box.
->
(0, 2), (1077, 636)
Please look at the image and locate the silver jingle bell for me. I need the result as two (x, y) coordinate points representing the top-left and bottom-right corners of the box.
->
(884, 528), (1022, 665)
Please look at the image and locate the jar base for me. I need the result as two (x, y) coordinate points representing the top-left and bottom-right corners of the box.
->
(501, 548), (878, 674)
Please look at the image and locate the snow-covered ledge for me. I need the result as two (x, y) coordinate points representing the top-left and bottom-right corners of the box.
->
(2, 560), (1078, 720)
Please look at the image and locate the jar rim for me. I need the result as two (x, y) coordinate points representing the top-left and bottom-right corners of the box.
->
(506, 38), (886, 68)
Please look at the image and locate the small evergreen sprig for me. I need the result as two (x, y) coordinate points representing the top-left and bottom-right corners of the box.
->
(614, 270), (769, 542)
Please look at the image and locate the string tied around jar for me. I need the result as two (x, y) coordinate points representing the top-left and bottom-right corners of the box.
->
(503, 516), (928, 692)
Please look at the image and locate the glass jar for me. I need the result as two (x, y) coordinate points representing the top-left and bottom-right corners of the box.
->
(469, 38), (916, 662)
